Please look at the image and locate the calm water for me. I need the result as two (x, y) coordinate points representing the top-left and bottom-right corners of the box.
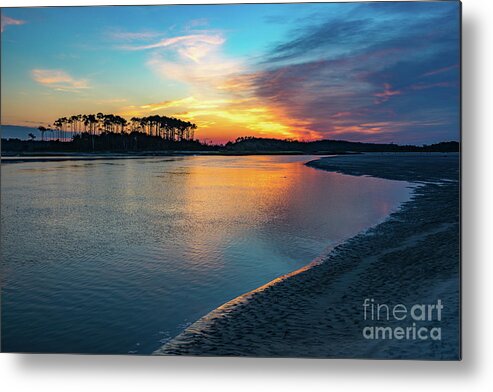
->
(1, 155), (412, 354)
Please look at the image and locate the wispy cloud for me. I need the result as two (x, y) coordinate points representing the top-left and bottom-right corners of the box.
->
(110, 2), (458, 144)
(119, 93), (312, 141)
(119, 33), (310, 140)
(108, 30), (160, 41)
(1, 15), (26, 32)
(373, 83), (402, 104)
(240, 2), (460, 143)
(96, 98), (128, 104)
(116, 27), (331, 140)
(264, 18), (379, 65)
(410, 82), (455, 91)
(113, 27), (301, 141)
(140, 96), (233, 112)
(185, 18), (209, 30)
(120, 33), (225, 62)
(421, 64), (459, 78)
(31, 69), (89, 91)
(131, 31), (243, 95)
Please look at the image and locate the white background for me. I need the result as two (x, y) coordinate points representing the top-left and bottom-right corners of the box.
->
(1, 0), (491, 390)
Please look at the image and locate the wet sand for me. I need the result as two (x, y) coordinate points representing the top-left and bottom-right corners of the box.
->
(154, 153), (460, 359)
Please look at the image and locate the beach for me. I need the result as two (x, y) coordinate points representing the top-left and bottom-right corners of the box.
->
(155, 153), (460, 359)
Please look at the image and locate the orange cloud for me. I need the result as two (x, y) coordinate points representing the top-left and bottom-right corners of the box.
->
(116, 29), (317, 142)
(31, 69), (89, 91)
(118, 93), (315, 143)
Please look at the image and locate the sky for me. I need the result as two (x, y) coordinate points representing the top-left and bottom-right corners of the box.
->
(1, 2), (460, 144)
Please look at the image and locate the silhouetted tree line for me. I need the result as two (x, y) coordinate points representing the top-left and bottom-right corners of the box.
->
(37, 113), (129, 142)
(37, 113), (196, 141)
(2, 132), (459, 154)
(1, 133), (208, 153)
(224, 137), (460, 153)
(129, 116), (197, 141)
(71, 131), (205, 152)
(7, 113), (200, 152)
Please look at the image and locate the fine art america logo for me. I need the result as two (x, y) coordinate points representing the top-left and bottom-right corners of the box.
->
(362, 298), (443, 341)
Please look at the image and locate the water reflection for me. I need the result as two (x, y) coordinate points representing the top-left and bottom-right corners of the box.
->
(1, 155), (412, 354)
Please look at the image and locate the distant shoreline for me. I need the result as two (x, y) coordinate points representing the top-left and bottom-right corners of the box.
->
(1, 135), (460, 159)
(155, 152), (460, 359)
(1, 149), (460, 164)
(0, 150), (360, 164)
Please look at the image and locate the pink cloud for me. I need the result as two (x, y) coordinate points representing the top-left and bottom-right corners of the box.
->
(330, 111), (353, 119)
(421, 64), (458, 78)
(410, 82), (454, 90)
(108, 31), (159, 41)
(374, 83), (402, 104)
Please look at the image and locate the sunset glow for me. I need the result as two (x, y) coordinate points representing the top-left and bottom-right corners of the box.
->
(1, 2), (460, 144)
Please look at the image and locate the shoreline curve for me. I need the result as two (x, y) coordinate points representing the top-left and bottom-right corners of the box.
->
(154, 152), (460, 359)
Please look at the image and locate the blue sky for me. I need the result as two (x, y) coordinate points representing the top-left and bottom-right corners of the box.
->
(1, 2), (460, 144)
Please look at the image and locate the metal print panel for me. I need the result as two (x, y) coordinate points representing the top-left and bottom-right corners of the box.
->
(0, 1), (461, 359)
